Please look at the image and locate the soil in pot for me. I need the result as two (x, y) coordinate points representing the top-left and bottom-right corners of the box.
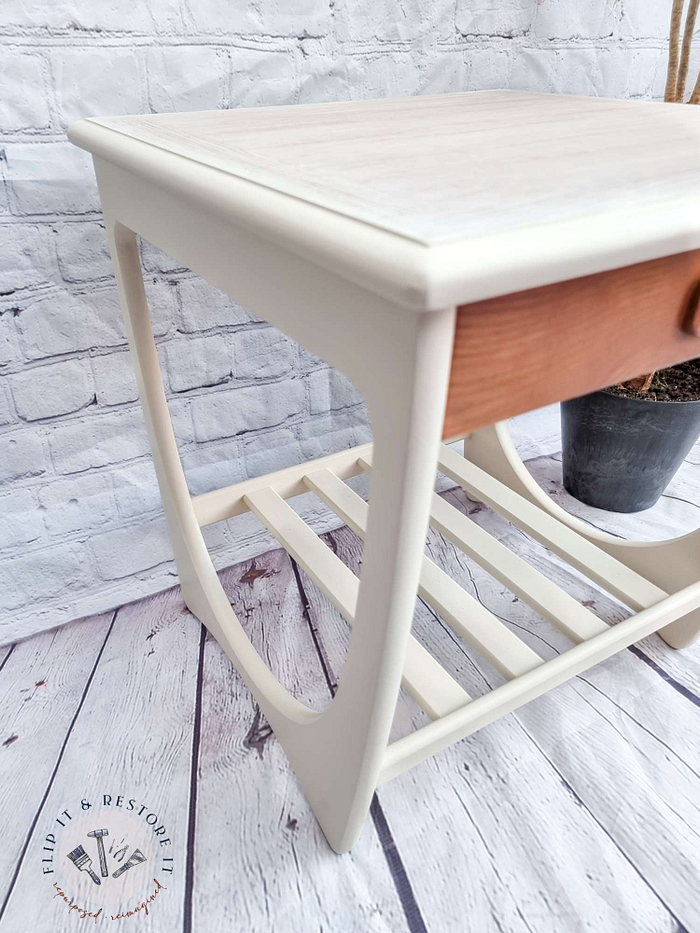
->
(561, 359), (700, 513)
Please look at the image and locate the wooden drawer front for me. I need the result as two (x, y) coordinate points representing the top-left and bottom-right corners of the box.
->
(443, 248), (700, 440)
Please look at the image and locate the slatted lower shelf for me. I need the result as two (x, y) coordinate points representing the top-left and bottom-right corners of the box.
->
(191, 441), (700, 782)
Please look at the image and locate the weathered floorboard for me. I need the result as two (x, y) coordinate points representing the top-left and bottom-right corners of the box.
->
(190, 549), (409, 933)
(0, 614), (114, 915)
(0, 587), (201, 932)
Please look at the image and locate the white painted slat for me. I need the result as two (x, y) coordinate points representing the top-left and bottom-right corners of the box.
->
(428, 491), (608, 643)
(244, 486), (471, 719)
(304, 468), (543, 679)
(191, 441), (372, 526)
(436, 443), (667, 611)
(359, 454), (608, 644)
(381, 577), (700, 784)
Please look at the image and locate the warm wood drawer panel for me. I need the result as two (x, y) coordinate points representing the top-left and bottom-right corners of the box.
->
(443, 248), (700, 440)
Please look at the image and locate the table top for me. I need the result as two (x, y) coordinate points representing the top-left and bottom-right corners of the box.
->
(71, 91), (700, 309)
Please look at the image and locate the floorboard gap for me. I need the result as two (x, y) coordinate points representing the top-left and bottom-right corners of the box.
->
(627, 644), (700, 709)
(0, 645), (15, 677)
(182, 623), (207, 933)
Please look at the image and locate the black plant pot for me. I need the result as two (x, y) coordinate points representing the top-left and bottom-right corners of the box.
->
(560, 390), (700, 513)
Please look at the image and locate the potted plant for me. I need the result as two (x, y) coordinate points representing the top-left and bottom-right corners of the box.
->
(561, 0), (700, 513)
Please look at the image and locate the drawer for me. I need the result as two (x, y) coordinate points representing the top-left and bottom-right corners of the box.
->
(443, 248), (700, 440)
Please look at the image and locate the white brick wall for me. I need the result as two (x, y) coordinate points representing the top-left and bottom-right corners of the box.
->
(0, 0), (677, 644)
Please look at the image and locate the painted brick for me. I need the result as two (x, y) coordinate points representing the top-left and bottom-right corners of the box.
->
(351, 54), (423, 100)
(178, 276), (257, 332)
(553, 49), (598, 97)
(92, 352), (139, 407)
(184, 0), (331, 37)
(0, 544), (91, 612)
(420, 51), (469, 96)
(0, 223), (56, 293)
(593, 48), (639, 100)
(467, 49), (512, 91)
(168, 397), (196, 446)
(191, 378), (305, 443)
(181, 438), (246, 497)
(534, 1), (614, 40)
(232, 327), (296, 381)
(0, 429), (46, 484)
(308, 367), (364, 416)
(53, 49), (145, 127)
(620, 0), (670, 40)
(243, 427), (303, 477)
(111, 459), (161, 520)
(16, 279), (176, 360)
(0, 310), (19, 368)
(9, 357), (94, 421)
(0, 53), (51, 132)
(146, 47), (227, 112)
(0, 382), (15, 425)
(55, 221), (112, 283)
(47, 409), (150, 474)
(4, 141), (99, 215)
(456, 0), (535, 38)
(0, 487), (44, 548)
(140, 240), (186, 274)
(0, 0), (182, 33)
(510, 48), (558, 94)
(166, 334), (231, 393)
(37, 472), (115, 536)
(229, 48), (298, 108)
(298, 410), (370, 459)
(335, 0), (427, 42)
(298, 55), (356, 105)
(89, 517), (173, 579)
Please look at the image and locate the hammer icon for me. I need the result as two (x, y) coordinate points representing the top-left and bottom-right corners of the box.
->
(88, 829), (109, 878)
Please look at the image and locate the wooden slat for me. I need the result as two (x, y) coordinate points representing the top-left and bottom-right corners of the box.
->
(360, 454), (608, 643)
(427, 491), (609, 643)
(443, 248), (700, 440)
(380, 577), (700, 784)
(304, 468), (543, 679)
(359, 454), (608, 644)
(243, 486), (471, 719)
(436, 443), (668, 610)
(191, 441), (372, 526)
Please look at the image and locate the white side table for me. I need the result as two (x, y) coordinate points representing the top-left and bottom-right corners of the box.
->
(70, 91), (700, 853)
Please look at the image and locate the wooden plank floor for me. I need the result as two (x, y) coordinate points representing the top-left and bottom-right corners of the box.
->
(1, 449), (700, 932)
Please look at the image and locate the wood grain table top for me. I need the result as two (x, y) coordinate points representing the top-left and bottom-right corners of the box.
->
(71, 91), (700, 309)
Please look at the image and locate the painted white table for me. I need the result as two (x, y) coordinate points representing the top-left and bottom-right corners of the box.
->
(70, 91), (700, 853)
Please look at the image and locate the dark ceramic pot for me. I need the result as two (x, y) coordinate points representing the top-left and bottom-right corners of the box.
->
(560, 390), (700, 512)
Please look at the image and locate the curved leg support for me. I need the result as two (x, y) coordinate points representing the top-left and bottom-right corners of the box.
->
(107, 218), (456, 851)
(465, 423), (700, 648)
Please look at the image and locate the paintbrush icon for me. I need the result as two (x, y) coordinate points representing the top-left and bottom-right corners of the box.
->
(66, 844), (102, 885)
